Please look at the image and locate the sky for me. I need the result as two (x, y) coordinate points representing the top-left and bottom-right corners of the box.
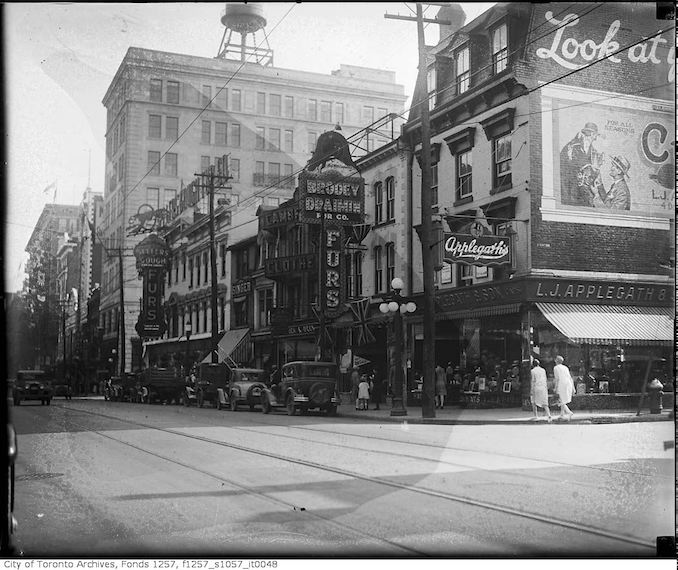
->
(3, 2), (494, 293)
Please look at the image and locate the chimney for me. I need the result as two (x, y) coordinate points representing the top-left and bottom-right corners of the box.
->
(437, 3), (466, 44)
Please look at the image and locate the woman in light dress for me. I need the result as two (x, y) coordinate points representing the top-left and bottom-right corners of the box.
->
(530, 359), (552, 422)
(554, 355), (575, 420)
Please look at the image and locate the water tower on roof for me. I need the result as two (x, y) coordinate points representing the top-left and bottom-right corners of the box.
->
(216, 2), (273, 66)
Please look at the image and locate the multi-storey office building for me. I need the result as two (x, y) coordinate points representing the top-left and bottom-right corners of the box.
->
(114, 37), (408, 370)
(24, 204), (83, 369)
(403, 2), (674, 405)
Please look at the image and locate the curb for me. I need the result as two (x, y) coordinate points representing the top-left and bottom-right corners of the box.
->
(335, 409), (673, 425)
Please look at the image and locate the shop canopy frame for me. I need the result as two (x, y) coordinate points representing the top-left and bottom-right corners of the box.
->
(536, 303), (673, 346)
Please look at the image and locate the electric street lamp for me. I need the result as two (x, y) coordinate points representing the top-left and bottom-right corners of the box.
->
(111, 349), (117, 378)
(380, 277), (417, 417)
(184, 319), (193, 379)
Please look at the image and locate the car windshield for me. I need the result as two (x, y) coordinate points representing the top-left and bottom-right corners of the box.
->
(238, 372), (261, 382)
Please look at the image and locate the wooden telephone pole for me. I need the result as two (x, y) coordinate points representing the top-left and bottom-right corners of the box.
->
(195, 157), (231, 364)
(385, 3), (449, 418)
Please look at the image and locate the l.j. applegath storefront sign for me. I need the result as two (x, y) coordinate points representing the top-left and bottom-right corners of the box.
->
(436, 276), (672, 313)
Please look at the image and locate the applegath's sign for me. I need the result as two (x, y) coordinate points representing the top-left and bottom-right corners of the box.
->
(443, 233), (511, 266)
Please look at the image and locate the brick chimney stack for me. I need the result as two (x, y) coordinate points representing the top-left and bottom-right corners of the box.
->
(437, 3), (467, 44)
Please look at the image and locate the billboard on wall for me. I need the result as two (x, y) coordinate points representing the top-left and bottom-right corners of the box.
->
(550, 96), (674, 215)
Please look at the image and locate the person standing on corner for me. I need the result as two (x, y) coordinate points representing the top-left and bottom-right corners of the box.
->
(530, 359), (552, 422)
(357, 374), (371, 411)
(370, 368), (383, 410)
(554, 355), (575, 420)
(350, 367), (361, 409)
(435, 364), (448, 409)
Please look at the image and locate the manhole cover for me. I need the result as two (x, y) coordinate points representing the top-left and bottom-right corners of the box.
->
(16, 473), (64, 482)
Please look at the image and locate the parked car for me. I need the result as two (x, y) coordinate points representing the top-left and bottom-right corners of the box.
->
(139, 368), (184, 404)
(261, 361), (340, 416)
(225, 368), (266, 411)
(194, 362), (230, 408)
(13, 370), (53, 406)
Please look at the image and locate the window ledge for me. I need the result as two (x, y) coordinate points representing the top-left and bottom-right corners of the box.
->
(453, 196), (474, 207)
(490, 184), (513, 195)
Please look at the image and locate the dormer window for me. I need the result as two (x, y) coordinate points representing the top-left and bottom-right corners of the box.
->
(492, 23), (508, 74)
(455, 46), (470, 94)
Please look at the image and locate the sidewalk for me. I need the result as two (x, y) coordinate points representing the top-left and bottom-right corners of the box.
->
(336, 400), (674, 425)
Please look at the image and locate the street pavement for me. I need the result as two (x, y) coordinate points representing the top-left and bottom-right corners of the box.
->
(335, 397), (674, 425)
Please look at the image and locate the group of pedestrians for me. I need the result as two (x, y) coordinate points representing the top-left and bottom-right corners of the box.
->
(530, 355), (575, 422)
(351, 368), (385, 411)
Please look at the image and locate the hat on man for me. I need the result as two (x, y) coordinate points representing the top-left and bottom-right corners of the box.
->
(611, 155), (631, 178)
(581, 122), (598, 135)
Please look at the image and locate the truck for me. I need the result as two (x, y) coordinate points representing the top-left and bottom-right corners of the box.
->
(139, 368), (184, 404)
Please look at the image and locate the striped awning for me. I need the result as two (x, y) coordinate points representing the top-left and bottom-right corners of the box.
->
(536, 303), (674, 345)
(201, 328), (250, 365)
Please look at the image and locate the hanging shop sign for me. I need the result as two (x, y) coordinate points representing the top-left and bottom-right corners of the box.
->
(133, 234), (169, 338)
(260, 201), (302, 230)
(322, 224), (345, 317)
(298, 169), (365, 226)
(443, 221), (511, 266)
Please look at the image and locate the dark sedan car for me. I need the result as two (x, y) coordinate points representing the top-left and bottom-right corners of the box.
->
(13, 370), (53, 405)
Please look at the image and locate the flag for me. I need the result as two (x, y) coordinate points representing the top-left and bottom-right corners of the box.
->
(42, 181), (57, 202)
(346, 297), (376, 346)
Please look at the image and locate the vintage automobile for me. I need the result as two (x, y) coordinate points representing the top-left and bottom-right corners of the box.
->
(261, 361), (340, 416)
(224, 368), (267, 411)
(13, 370), (53, 406)
(108, 374), (141, 402)
(194, 362), (230, 408)
(139, 368), (184, 404)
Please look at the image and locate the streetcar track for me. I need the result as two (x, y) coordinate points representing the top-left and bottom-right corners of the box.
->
(61, 416), (427, 557)
(42, 403), (659, 550)
(56, 400), (673, 481)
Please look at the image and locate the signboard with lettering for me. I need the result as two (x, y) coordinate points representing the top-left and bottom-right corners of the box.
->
(322, 225), (345, 317)
(547, 91), (674, 215)
(264, 254), (317, 278)
(232, 279), (252, 297)
(134, 234), (169, 338)
(298, 168), (364, 226)
(434, 276), (671, 314)
(442, 221), (511, 267)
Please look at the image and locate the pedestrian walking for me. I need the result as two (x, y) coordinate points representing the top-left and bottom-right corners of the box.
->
(357, 374), (371, 411)
(554, 355), (575, 420)
(435, 364), (448, 409)
(370, 369), (384, 410)
(530, 359), (551, 422)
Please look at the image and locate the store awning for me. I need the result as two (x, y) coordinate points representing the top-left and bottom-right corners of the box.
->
(536, 303), (674, 345)
(201, 328), (250, 365)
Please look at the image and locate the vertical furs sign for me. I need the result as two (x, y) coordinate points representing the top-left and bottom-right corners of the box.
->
(323, 224), (344, 317)
(134, 234), (169, 338)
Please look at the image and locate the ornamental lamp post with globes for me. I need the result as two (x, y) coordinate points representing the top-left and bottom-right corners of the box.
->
(380, 277), (417, 417)
(184, 319), (193, 378)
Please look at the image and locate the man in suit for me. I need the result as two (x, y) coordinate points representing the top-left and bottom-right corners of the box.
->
(593, 155), (631, 210)
(560, 122), (603, 206)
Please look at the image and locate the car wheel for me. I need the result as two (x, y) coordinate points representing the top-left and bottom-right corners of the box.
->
(230, 395), (238, 411)
(286, 395), (297, 416)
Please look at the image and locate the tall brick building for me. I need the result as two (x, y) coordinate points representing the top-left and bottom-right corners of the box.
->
(399, 2), (675, 405)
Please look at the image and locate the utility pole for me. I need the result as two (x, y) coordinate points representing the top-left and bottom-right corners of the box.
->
(385, 3), (449, 418)
(118, 247), (125, 376)
(196, 157), (231, 364)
